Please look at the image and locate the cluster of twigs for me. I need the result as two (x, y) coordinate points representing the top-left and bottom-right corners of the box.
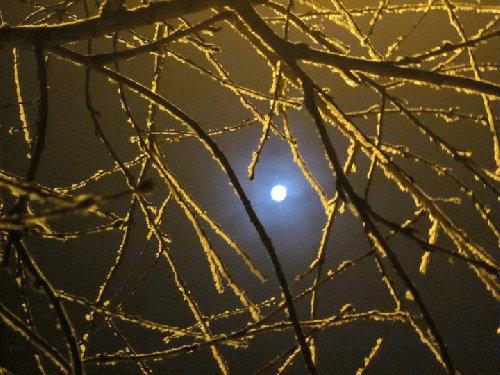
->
(1, 0), (499, 374)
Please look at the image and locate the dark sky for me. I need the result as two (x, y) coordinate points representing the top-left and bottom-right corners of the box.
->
(1, 1), (500, 374)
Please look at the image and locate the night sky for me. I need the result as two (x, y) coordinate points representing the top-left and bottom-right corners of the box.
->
(1, 1), (500, 374)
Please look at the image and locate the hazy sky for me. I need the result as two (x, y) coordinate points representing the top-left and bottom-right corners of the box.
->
(1, 1), (500, 374)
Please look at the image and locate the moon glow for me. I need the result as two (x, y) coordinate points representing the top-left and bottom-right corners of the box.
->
(271, 185), (287, 202)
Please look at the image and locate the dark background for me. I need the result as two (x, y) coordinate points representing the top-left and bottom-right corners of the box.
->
(1, 0), (499, 374)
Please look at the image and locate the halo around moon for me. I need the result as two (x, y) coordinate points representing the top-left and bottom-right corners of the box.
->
(271, 185), (287, 202)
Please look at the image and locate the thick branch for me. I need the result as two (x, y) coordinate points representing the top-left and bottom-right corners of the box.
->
(0, 0), (268, 49)
(298, 46), (500, 98)
(230, 0), (500, 98)
(2, 0), (498, 98)
(0, 0), (216, 48)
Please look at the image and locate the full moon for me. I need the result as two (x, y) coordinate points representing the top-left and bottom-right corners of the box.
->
(271, 185), (287, 202)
